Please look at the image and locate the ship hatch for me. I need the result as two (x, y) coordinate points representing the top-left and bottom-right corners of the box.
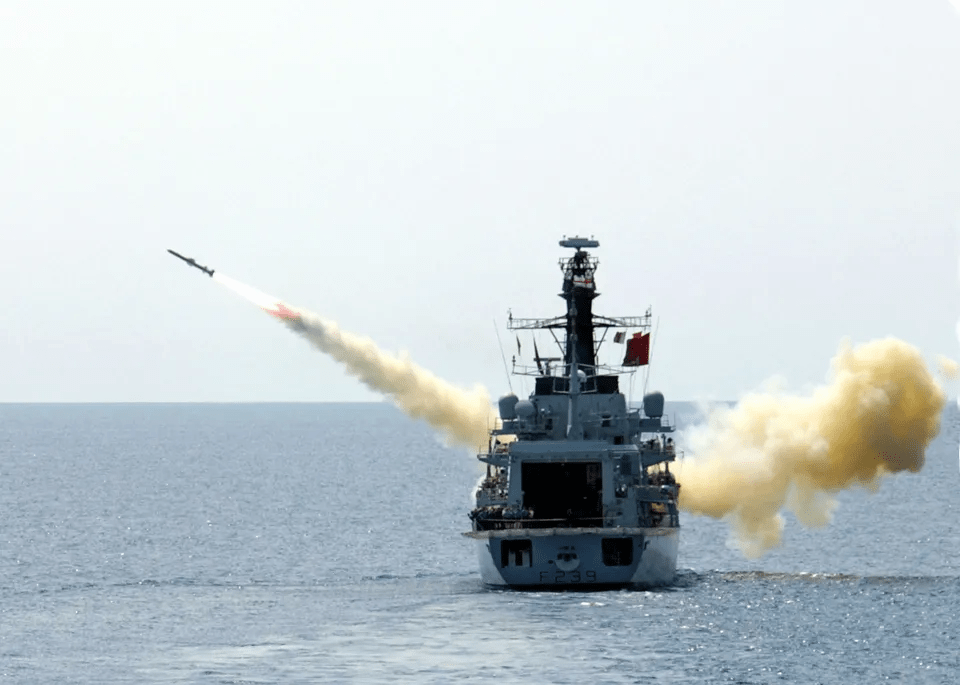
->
(521, 462), (602, 527)
(601, 538), (633, 566)
(501, 540), (533, 568)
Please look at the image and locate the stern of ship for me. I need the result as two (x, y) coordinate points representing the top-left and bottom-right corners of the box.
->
(467, 527), (679, 589)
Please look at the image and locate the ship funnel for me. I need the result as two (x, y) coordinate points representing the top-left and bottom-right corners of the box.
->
(643, 391), (665, 418)
(498, 394), (519, 420)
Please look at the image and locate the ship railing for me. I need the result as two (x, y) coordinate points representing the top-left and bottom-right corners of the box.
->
(475, 480), (507, 492)
(638, 509), (681, 529)
(475, 498), (509, 508)
(477, 450), (511, 467)
(638, 438), (674, 455)
(507, 315), (567, 331)
(633, 415), (674, 431)
(524, 517), (606, 528)
(509, 362), (640, 381)
(475, 486), (508, 500)
(579, 413), (632, 429)
(473, 514), (680, 531)
(506, 312), (652, 331)
(471, 516), (616, 531)
(590, 312), (653, 330)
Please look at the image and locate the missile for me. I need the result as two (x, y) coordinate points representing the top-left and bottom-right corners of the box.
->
(167, 249), (215, 277)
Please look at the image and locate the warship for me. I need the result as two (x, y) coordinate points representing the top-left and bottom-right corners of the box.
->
(465, 237), (680, 588)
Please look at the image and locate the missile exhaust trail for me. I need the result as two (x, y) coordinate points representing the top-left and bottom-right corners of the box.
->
(167, 249), (495, 450)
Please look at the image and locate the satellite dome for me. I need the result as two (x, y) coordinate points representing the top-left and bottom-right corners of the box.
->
(498, 394), (519, 420)
(643, 391), (665, 419)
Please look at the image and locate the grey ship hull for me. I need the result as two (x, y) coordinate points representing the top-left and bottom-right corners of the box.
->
(464, 527), (679, 588)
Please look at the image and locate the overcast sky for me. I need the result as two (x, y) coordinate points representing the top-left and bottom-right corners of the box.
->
(2, 1), (959, 403)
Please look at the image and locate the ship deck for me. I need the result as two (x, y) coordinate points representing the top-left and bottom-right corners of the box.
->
(463, 525), (679, 539)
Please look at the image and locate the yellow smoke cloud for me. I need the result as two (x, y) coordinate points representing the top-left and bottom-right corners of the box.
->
(213, 273), (495, 451)
(676, 338), (946, 558)
(938, 355), (959, 380)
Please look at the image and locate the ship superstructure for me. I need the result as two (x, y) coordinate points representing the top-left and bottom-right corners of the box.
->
(465, 237), (680, 588)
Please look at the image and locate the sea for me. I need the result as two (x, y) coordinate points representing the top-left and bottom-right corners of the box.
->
(1, 401), (957, 684)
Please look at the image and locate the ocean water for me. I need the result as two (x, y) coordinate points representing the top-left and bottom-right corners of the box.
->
(1, 402), (957, 684)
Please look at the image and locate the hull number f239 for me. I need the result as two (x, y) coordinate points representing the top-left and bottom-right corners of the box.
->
(539, 570), (597, 583)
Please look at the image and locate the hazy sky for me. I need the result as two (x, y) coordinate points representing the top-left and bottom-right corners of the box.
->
(3, 1), (959, 403)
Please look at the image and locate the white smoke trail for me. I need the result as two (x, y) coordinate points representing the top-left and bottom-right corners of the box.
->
(212, 273), (495, 451)
(676, 338), (946, 558)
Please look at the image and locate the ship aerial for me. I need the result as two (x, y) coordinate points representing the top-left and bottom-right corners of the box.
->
(465, 237), (680, 588)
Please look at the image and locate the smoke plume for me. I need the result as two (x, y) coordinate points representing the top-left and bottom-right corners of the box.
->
(938, 355), (959, 380)
(676, 338), (945, 558)
(213, 274), (495, 451)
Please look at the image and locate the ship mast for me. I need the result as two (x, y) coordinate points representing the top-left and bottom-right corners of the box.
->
(505, 237), (653, 440)
(559, 237), (599, 373)
(566, 300), (583, 440)
(559, 237), (598, 440)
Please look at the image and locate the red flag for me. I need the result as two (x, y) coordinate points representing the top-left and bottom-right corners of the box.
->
(623, 332), (650, 366)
